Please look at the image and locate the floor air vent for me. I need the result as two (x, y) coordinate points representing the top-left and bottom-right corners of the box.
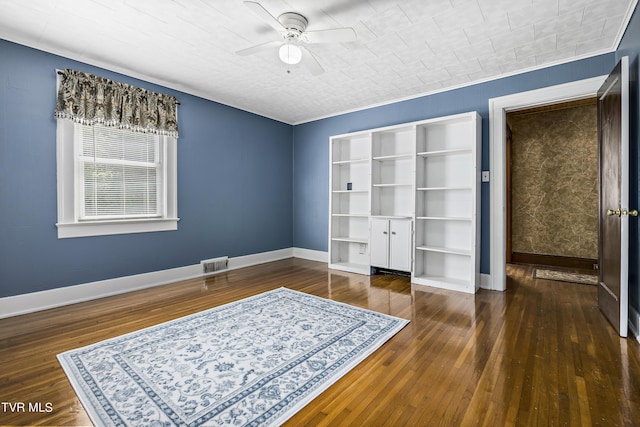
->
(201, 256), (229, 274)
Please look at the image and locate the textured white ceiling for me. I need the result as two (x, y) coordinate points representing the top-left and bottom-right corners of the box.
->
(0, 0), (636, 124)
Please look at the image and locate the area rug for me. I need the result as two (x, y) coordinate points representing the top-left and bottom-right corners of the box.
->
(533, 268), (598, 286)
(57, 287), (409, 426)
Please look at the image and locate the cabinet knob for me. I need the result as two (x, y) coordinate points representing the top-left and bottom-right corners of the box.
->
(383, 231), (388, 234)
(391, 232), (396, 235)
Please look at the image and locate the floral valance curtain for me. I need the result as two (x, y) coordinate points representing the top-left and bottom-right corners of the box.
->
(54, 69), (179, 138)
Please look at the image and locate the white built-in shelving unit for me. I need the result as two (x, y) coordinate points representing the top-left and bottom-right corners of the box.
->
(328, 112), (481, 293)
(371, 126), (415, 219)
(413, 114), (481, 293)
(369, 126), (414, 273)
(329, 132), (371, 274)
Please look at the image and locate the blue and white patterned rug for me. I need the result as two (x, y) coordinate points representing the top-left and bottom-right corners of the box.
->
(58, 287), (409, 426)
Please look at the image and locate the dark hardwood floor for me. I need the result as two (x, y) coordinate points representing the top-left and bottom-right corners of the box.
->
(1, 259), (639, 426)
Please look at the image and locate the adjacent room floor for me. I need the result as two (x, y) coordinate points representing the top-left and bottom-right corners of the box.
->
(1, 259), (639, 426)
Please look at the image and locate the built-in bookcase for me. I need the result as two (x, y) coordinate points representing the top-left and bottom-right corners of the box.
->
(328, 112), (481, 293)
(329, 133), (371, 274)
(414, 113), (481, 293)
(371, 126), (415, 219)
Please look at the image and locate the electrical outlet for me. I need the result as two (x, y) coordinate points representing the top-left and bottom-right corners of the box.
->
(359, 243), (366, 254)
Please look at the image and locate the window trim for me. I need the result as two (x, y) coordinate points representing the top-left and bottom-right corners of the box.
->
(56, 119), (179, 238)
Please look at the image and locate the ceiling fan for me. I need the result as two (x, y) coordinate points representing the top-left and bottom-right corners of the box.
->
(236, 1), (357, 75)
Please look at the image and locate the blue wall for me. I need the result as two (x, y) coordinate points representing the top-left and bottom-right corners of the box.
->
(0, 39), (293, 298)
(3, 6), (640, 301)
(293, 54), (616, 274)
(616, 5), (640, 324)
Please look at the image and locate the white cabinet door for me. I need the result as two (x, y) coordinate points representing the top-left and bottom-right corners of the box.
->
(390, 219), (412, 272)
(370, 218), (390, 268)
(371, 218), (412, 271)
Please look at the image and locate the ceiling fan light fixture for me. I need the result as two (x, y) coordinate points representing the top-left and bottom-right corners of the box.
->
(239, 2), (355, 75)
(279, 42), (302, 65)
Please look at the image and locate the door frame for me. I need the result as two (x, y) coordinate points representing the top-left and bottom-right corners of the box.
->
(488, 76), (607, 291)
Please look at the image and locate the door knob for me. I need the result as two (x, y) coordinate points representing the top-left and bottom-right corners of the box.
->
(607, 208), (639, 217)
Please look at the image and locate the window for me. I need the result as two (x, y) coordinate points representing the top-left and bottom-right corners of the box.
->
(56, 121), (178, 238)
(54, 69), (179, 238)
(80, 124), (161, 220)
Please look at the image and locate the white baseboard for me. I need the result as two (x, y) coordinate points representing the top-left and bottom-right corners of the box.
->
(479, 273), (493, 291)
(227, 248), (293, 270)
(0, 264), (200, 320)
(293, 247), (328, 263)
(0, 248), (297, 319)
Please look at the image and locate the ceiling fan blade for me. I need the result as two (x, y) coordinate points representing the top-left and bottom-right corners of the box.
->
(244, 1), (286, 32)
(304, 27), (357, 44)
(300, 46), (324, 75)
(236, 40), (281, 56)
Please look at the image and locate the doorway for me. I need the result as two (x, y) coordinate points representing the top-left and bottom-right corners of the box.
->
(488, 76), (607, 292)
(506, 98), (599, 272)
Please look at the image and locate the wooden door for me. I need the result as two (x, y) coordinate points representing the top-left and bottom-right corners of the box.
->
(506, 125), (513, 264)
(370, 218), (389, 268)
(597, 56), (630, 337)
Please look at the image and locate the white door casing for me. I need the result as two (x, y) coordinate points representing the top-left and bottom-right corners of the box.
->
(488, 76), (607, 291)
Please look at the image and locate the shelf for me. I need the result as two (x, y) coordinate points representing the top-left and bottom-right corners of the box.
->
(417, 186), (471, 191)
(415, 245), (471, 256)
(332, 158), (369, 165)
(332, 236), (368, 244)
(417, 148), (472, 157)
(413, 275), (471, 288)
(416, 216), (472, 221)
(373, 183), (413, 187)
(329, 261), (371, 275)
(372, 153), (413, 161)
(331, 213), (369, 218)
(332, 190), (369, 193)
(371, 215), (412, 220)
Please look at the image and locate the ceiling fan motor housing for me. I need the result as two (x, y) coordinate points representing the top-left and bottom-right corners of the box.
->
(278, 12), (308, 36)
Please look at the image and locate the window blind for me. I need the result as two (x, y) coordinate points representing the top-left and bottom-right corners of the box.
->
(79, 124), (162, 220)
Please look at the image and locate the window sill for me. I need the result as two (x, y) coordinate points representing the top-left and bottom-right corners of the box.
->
(56, 218), (179, 239)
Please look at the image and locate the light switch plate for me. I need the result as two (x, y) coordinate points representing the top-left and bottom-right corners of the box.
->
(482, 171), (490, 182)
